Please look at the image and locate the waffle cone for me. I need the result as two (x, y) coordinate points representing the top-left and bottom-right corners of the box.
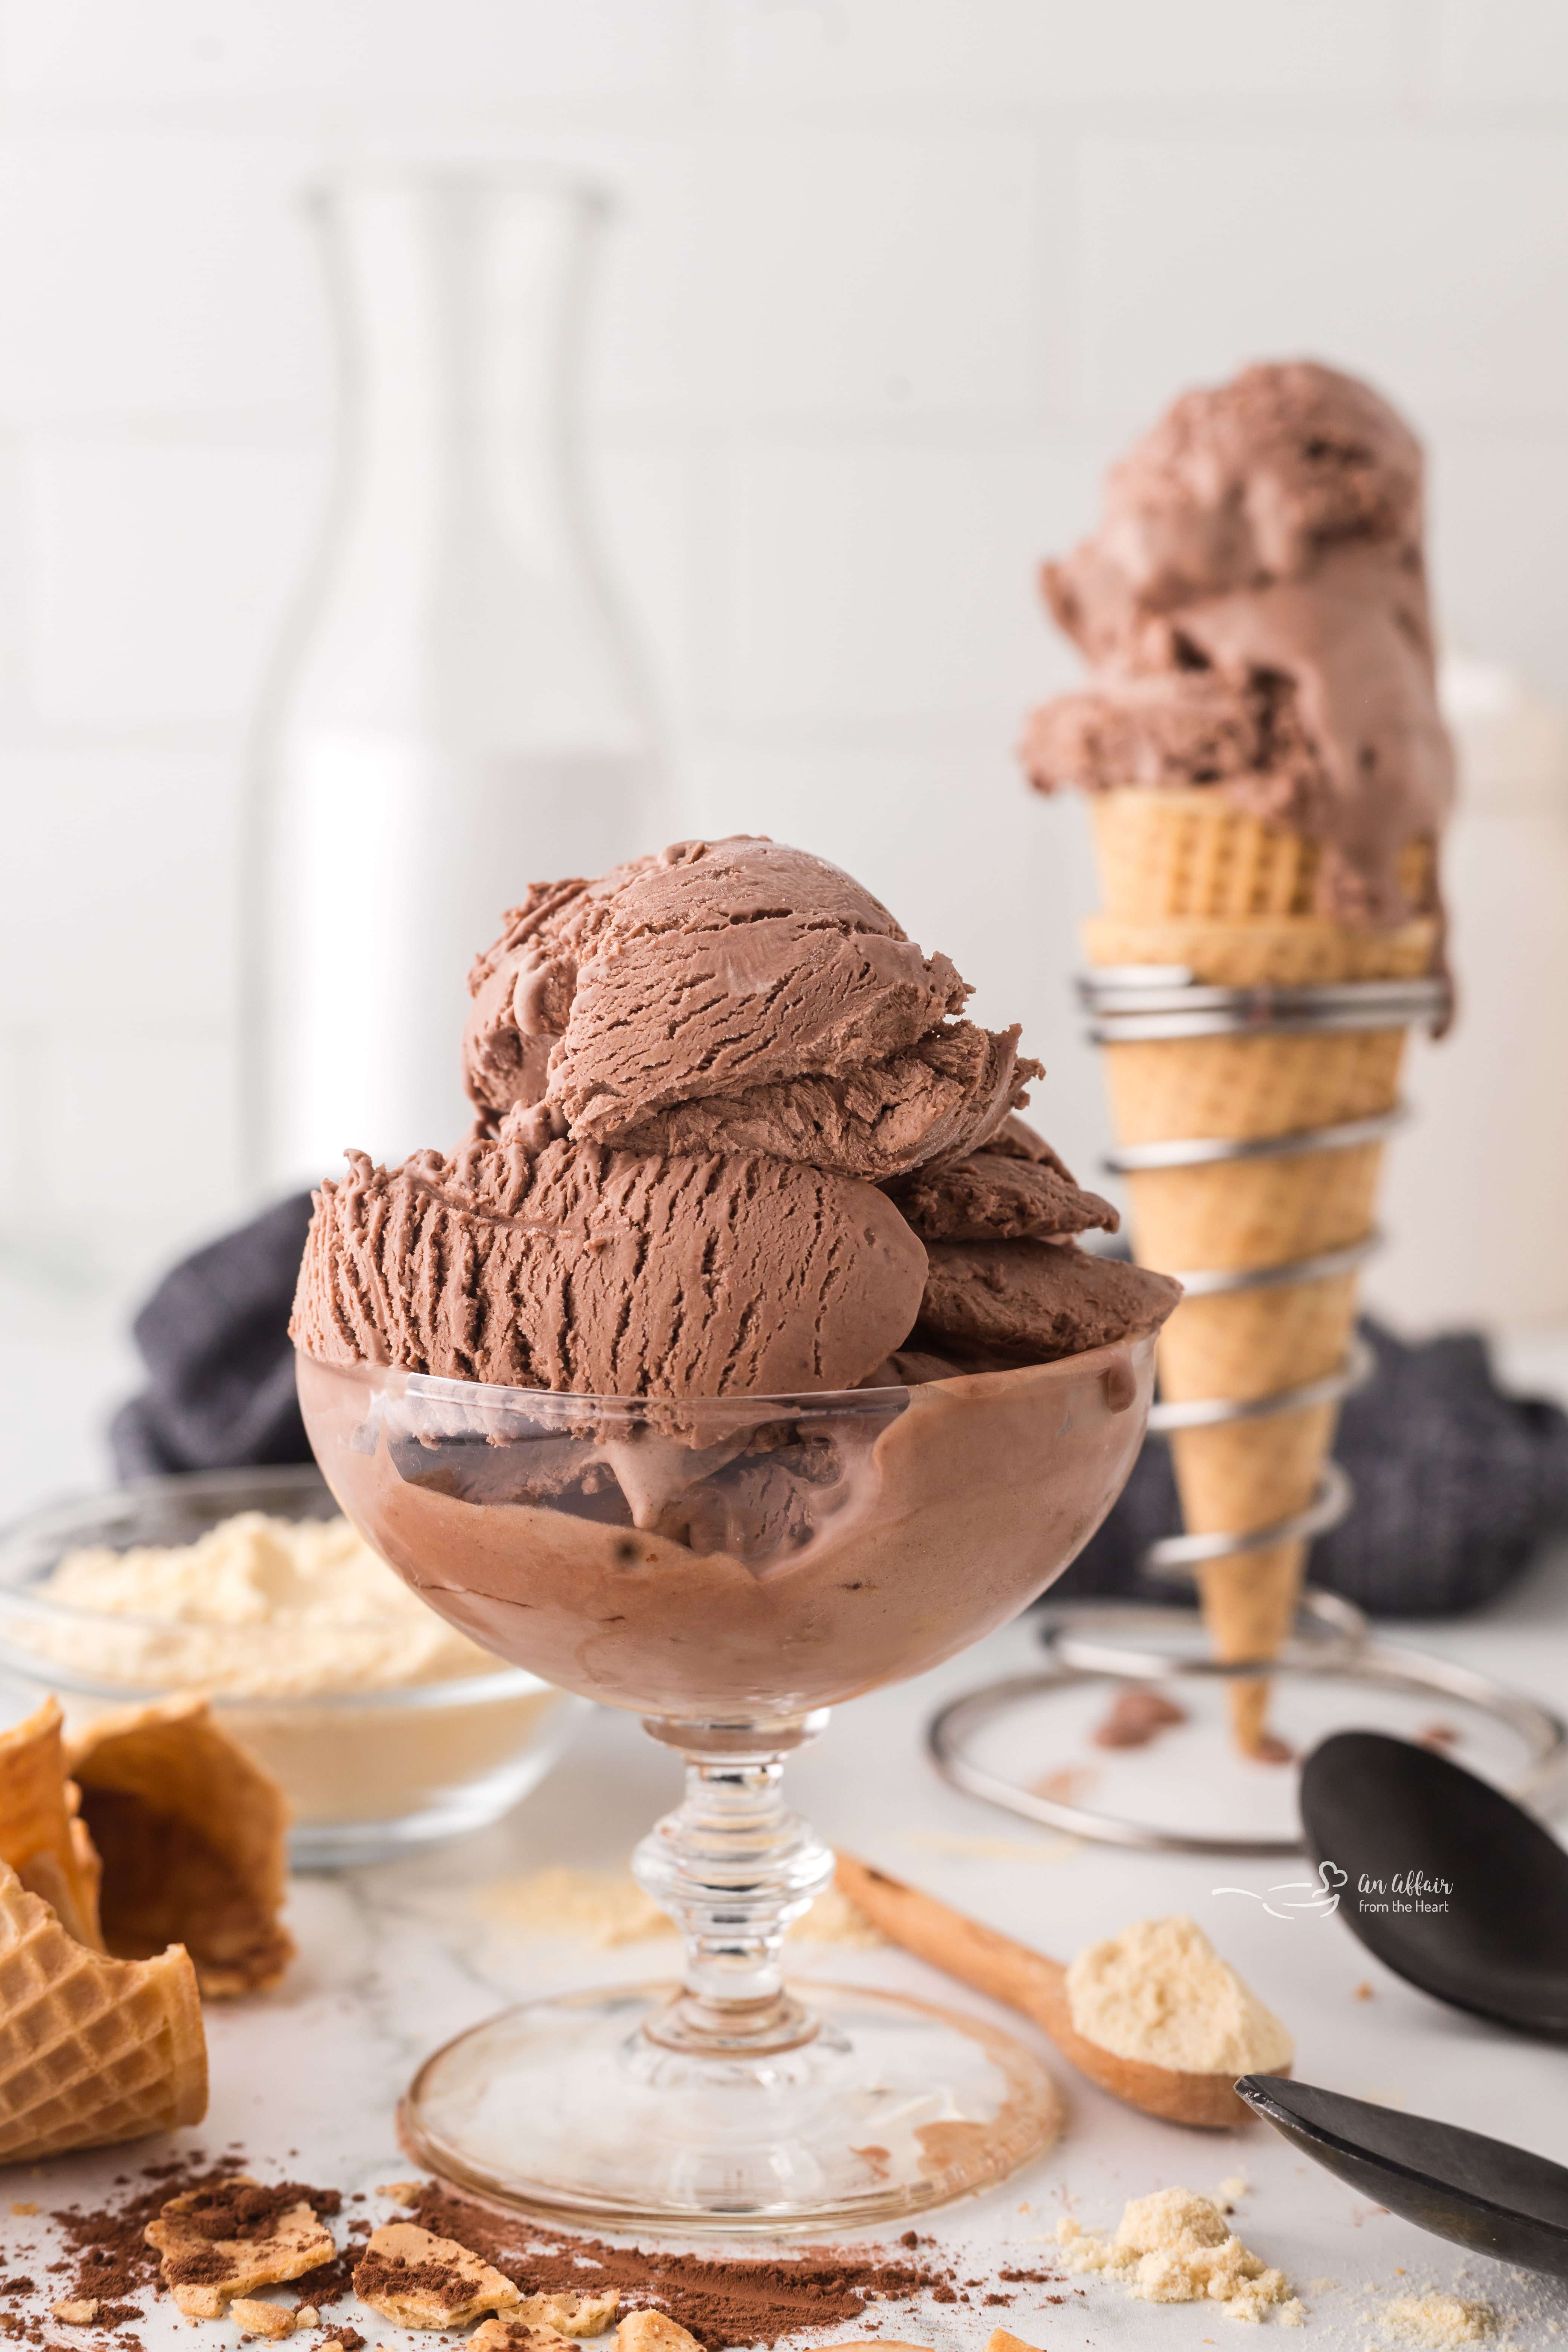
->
(1089, 789), (1437, 925)
(68, 1695), (294, 1998)
(0, 1860), (206, 2160)
(0, 1700), (103, 1950)
(1084, 807), (1438, 1753)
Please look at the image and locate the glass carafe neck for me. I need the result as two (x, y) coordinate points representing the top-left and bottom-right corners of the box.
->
(283, 168), (650, 752)
(322, 172), (605, 582)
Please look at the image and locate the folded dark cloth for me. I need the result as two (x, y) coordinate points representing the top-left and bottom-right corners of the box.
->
(112, 1205), (1568, 1620)
(110, 1192), (316, 1479)
(1058, 1317), (1568, 1616)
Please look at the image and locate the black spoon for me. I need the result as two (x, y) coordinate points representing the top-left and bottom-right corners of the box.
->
(1237, 2073), (1568, 2284)
(1299, 1731), (1568, 2039)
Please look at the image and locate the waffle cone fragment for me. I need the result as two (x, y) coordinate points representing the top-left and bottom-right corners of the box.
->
(0, 1699), (103, 1949)
(67, 1694), (294, 1996)
(1087, 791), (1435, 1752)
(147, 2179), (333, 2317)
(0, 1859), (205, 2159)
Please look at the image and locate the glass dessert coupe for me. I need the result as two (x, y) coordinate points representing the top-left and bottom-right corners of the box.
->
(297, 1334), (1157, 2231)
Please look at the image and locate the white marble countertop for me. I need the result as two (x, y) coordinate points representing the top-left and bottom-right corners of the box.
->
(5, 1551), (1568, 2352)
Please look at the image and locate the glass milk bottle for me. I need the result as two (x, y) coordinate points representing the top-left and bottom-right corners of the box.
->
(249, 169), (664, 1190)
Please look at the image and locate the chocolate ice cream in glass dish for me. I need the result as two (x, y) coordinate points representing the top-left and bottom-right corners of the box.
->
(294, 838), (1178, 2231)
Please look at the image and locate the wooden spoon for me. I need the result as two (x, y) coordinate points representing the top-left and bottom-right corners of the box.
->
(836, 1852), (1263, 2128)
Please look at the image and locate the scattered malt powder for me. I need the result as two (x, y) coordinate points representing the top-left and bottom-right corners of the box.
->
(474, 1870), (879, 1948)
(1056, 2188), (1297, 2323)
(474, 1870), (674, 1945)
(1380, 2291), (1494, 2346)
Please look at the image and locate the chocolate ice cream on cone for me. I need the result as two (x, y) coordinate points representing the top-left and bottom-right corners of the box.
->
(1025, 362), (1454, 1753)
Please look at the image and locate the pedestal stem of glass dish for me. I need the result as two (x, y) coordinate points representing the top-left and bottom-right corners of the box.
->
(632, 1713), (835, 2055)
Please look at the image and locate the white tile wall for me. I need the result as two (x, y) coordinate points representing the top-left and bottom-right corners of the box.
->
(718, 0), (1411, 104)
(23, 438), (328, 727)
(719, 439), (1103, 725)
(588, 127), (1054, 425)
(1430, 436), (1568, 697)
(1, 0), (1566, 1345)
(1075, 128), (1568, 426)
(0, 744), (242, 1026)
(0, 131), (328, 424)
(1428, 2), (1568, 101)
(0, 0), (700, 108)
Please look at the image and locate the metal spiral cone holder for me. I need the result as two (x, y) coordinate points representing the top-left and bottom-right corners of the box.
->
(928, 965), (1566, 1857)
(1087, 963), (1449, 1580)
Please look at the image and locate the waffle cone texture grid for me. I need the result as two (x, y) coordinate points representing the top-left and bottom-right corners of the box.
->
(1088, 787), (1438, 926)
(0, 1864), (206, 2160)
(1081, 800), (1443, 1744)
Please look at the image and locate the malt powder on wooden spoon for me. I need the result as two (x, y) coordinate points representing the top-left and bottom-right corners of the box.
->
(835, 1854), (1291, 2128)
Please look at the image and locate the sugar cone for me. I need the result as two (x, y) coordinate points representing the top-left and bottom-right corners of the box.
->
(0, 1859), (206, 2160)
(1088, 790), (1436, 927)
(1085, 790), (1439, 1753)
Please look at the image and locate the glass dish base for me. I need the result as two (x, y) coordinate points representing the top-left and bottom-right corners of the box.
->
(399, 1978), (1060, 2234)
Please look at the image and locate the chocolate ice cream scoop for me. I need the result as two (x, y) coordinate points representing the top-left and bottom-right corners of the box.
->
(888, 1145), (1118, 1246)
(291, 1124), (928, 1398)
(1023, 360), (1455, 926)
(463, 836), (1038, 1176)
(916, 1241), (1180, 1365)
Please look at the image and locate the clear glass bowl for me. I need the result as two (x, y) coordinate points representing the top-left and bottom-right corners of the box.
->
(297, 1344), (1156, 1720)
(0, 1465), (586, 1869)
(297, 1338), (1156, 2231)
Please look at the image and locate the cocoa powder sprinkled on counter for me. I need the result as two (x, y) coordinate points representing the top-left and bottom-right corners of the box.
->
(47, 2156), (232, 2322)
(44, 2160), (339, 2333)
(164, 2183), (343, 2248)
(409, 2185), (962, 2349)
(289, 2251), (357, 2312)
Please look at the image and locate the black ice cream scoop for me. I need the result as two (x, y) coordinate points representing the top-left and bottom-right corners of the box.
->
(1237, 2073), (1568, 2285)
(1299, 1729), (1568, 2038)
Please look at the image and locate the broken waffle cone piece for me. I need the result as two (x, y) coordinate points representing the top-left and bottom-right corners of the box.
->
(0, 1858), (205, 2159)
(469, 2327), (576, 2352)
(353, 2222), (521, 2330)
(67, 1693), (294, 1996)
(617, 2318), (703, 2352)
(0, 1698), (104, 1950)
(146, 2176), (335, 2319)
(229, 2300), (297, 2340)
(505, 2291), (620, 2337)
